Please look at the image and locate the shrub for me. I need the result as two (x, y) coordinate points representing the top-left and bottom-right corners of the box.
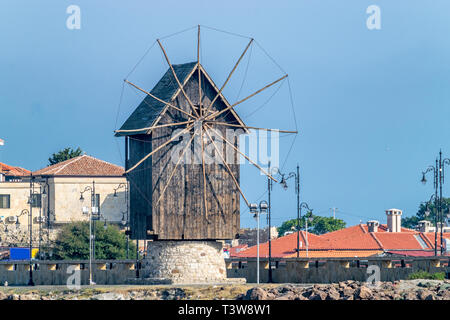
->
(52, 221), (136, 260)
(408, 271), (445, 280)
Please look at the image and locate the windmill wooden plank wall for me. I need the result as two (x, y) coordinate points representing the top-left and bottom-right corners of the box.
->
(118, 63), (243, 240)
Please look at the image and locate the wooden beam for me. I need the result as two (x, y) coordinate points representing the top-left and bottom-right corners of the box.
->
(157, 39), (200, 118)
(201, 125), (208, 218)
(155, 133), (196, 205)
(206, 74), (288, 121)
(124, 79), (193, 119)
(205, 124), (278, 182)
(115, 120), (195, 134)
(206, 121), (298, 134)
(125, 123), (195, 173)
(197, 25), (202, 117)
(203, 38), (253, 116)
(204, 128), (250, 207)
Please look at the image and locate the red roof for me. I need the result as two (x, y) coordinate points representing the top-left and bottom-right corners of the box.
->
(33, 155), (124, 177)
(0, 162), (31, 177)
(235, 231), (333, 258)
(234, 223), (450, 259)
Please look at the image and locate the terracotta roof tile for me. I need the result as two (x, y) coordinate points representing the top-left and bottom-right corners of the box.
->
(234, 223), (449, 259)
(33, 155), (124, 177)
(0, 162), (31, 176)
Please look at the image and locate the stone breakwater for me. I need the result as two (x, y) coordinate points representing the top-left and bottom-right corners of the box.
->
(0, 280), (449, 300)
(239, 280), (450, 300)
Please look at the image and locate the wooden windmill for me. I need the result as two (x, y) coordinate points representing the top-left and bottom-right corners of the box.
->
(115, 26), (296, 240)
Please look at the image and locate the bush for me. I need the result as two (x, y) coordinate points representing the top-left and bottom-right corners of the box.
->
(52, 221), (136, 260)
(408, 271), (445, 280)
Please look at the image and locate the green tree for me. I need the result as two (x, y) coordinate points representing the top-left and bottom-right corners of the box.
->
(277, 214), (346, 236)
(52, 221), (135, 260)
(402, 197), (450, 229)
(48, 147), (83, 165)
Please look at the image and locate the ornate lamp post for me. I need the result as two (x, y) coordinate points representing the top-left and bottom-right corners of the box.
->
(273, 164), (300, 257)
(249, 200), (268, 284)
(79, 181), (96, 285)
(421, 160), (439, 256)
(17, 208), (33, 286)
(301, 203), (314, 258)
(114, 183), (129, 259)
(438, 151), (450, 255)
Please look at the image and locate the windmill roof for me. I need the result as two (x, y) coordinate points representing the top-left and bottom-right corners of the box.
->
(115, 62), (197, 136)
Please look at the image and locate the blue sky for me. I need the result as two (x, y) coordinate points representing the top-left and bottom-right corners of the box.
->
(1, 1), (450, 229)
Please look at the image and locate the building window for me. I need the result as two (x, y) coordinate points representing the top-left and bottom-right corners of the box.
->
(30, 194), (42, 208)
(0, 195), (10, 209)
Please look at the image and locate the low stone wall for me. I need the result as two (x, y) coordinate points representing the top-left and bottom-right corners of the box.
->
(0, 260), (137, 286)
(0, 257), (448, 286)
(225, 257), (450, 283)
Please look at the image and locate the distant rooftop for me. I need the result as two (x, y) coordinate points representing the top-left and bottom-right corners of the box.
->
(0, 162), (30, 177)
(32, 155), (124, 177)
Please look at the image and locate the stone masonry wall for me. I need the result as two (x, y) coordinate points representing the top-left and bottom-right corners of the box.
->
(142, 241), (228, 284)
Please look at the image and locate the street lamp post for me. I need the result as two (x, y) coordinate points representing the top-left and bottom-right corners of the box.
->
(438, 151), (450, 255)
(273, 165), (300, 257)
(301, 204), (314, 258)
(249, 201), (268, 284)
(17, 208), (33, 286)
(421, 161), (439, 256)
(79, 181), (96, 285)
(114, 183), (129, 259)
(267, 161), (273, 283)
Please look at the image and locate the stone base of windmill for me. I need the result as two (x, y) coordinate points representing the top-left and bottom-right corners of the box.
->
(128, 240), (245, 285)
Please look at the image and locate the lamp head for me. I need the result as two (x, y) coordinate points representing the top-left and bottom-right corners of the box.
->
(79, 193), (84, 202)
(113, 190), (118, 197)
(259, 201), (269, 214)
(280, 176), (288, 190)
(421, 173), (427, 185)
(249, 203), (258, 214)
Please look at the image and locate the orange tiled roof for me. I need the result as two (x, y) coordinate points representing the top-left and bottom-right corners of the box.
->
(33, 155), (124, 177)
(284, 250), (384, 258)
(0, 162), (31, 177)
(235, 231), (333, 258)
(235, 223), (449, 259)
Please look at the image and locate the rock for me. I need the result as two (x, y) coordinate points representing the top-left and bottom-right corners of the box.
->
(90, 292), (125, 300)
(403, 292), (417, 300)
(354, 286), (372, 300)
(342, 287), (355, 297)
(0, 292), (7, 300)
(309, 290), (327, 300)
(417, 289), (435, 301)
(326, 291), (341, 300)
(245, 287), (269, 300)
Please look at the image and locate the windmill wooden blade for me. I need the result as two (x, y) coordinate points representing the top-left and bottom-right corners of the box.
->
(115, 120), (195, 134)
(157, 39), (200, 118)
(125, 79), (194, 119)
(156, 132), (196, 205)
(202, 38), (253, 115)
(206, 74), (288, 121)
(126, 123), (194, 174)
(204, 128), (250, 207)
(206, 121), (298, 134)
(205, 124), (278, 182)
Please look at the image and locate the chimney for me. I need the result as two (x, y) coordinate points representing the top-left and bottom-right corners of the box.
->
(386, 209), (402, 232)
(367, 220), (379, 232)
(418, 220), (431, 233)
